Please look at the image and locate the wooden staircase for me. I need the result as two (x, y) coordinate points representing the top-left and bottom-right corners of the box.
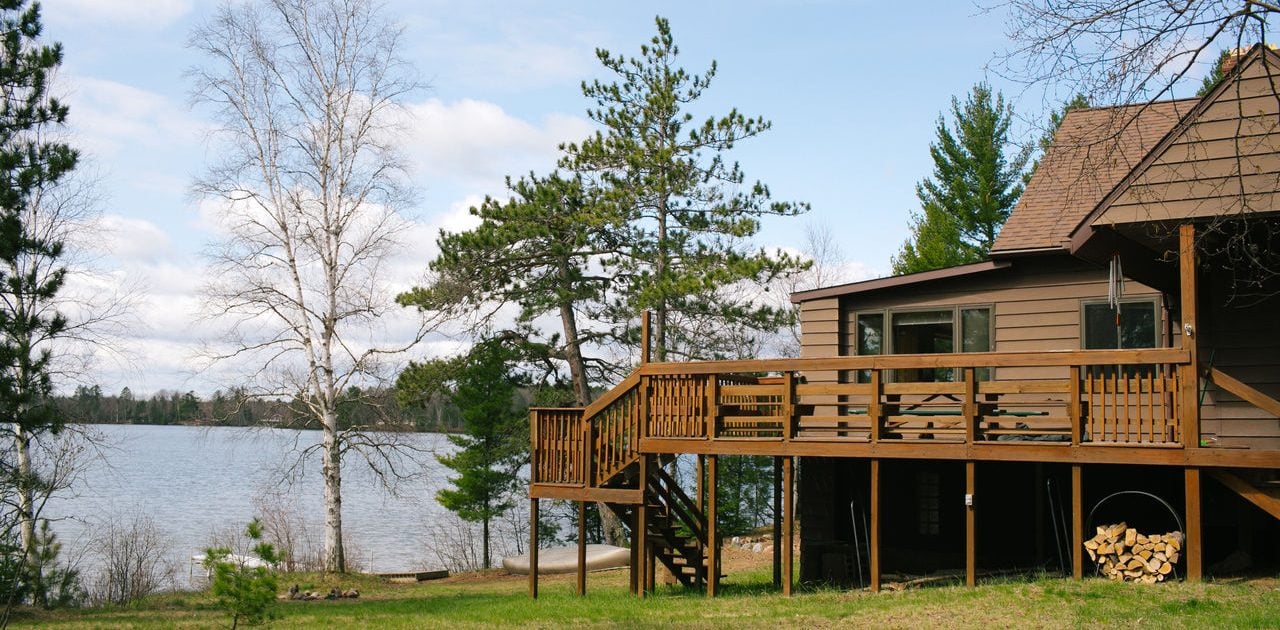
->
(600, 461), (714, 590)
(569, 373), (716, 591)
(644, 466), (711, 588)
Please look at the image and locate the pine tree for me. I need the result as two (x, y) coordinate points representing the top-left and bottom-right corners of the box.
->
(1197, 49), (1233, 96)
(0, 0), (78, 607)
(434, 340), (527, 569)
(1030, 94), (1090, 176)
(563, 16), (808, 361)
(401, 172), (615, 405)
(892, 83), (1029, 275)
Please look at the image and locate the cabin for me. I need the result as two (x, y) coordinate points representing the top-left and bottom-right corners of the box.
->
(525, 44), (1280, 597)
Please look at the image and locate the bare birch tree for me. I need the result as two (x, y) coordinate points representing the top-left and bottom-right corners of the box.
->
(189, 0), (430, 573)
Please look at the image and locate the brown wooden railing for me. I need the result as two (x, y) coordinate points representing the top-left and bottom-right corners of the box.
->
(530, 348), (1195, 489)
(586, 372), (644, 485)
(530, 407), (586, 485)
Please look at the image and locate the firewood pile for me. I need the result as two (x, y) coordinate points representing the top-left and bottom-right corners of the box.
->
(1084, 522), (1183, 583)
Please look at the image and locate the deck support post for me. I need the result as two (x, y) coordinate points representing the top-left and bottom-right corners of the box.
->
(636, 455), (650, 597)
(782, 456), (794, 596)
(529, 498), (539, 599)
(1185, 466), (1203, 581)
(772, 456), (782, 587)
(1072, 464), (1084, 579)
(697, 454), (706, 511)
(869, 458), (881, 592)
(965, 461), (976, 587)
(707, 454), (719, 597)
(1179, 223), (1200, 447)
(628, 508), (638, 595)
(641, 311), (651, 365)
(577, 501), (587, 596)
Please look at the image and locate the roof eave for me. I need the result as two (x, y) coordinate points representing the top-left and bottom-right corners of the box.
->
(790, 260), (1013, 304)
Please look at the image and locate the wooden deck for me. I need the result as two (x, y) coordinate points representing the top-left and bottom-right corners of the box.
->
(525, 225), (1280, 599)
(531, 348), (1280, 506)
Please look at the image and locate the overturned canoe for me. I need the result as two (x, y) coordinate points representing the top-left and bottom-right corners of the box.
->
(503, 544), (630, 575)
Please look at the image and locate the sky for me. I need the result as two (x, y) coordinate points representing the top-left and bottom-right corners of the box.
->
(37, 0), (1216, 397)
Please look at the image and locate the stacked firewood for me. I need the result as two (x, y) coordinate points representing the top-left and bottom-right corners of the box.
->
(1083, 522), (1183, 583)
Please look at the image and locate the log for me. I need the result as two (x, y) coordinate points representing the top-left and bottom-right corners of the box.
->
(1085, 523), (1185, 583)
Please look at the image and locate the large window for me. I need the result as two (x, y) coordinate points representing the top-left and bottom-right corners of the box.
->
(852, 305), (992, 382)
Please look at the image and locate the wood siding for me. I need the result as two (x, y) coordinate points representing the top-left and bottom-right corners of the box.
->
(1097, 58), (1280, 225)
(800, 255), (1161, 366)
(1199, 272), (1280, 449)
(797, 256), (1280, 448)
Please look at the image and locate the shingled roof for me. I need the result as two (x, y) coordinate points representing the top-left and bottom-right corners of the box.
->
(991, 99), (1195, 254)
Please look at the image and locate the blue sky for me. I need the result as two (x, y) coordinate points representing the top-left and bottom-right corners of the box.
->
(39, 0), (1214, 395)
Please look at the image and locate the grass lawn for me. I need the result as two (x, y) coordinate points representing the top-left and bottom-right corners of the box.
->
(10, 552), (1280, 629)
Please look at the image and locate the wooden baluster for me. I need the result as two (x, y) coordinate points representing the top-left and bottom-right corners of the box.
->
(1152, 368), (1162, 443)
(583, 410), (593, 488)
(1108, 367), (1116, 442)
(783, 371), (795, 442)
(1122, 371), (1130, 443)
(707, 375), (720, 440)
(1068, 366), (1081, 446)
(1085, 366), (1094, 442)
(869, 369), (883, 443)
(963, 367), (977, 444)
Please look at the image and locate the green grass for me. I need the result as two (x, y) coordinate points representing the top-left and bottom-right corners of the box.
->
(9, 565), (1280, 629)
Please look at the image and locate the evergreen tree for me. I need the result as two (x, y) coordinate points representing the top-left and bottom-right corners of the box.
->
(562, 16), (808, 361)
(892, 83), (1029, 275)
(1028, 93), (1090, 178)
(1197, 49), (1233, 96)
(434, 340), (527, 569)
(0, 0), (79, 607)
(401, 172), (615, 404)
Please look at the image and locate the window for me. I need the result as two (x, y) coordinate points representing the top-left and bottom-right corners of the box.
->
(855, 313), (884, 383)
(893, 310), (954, 381)
(1082, 299), (1158, 378)
(1082, 300), (1157, 350)
(850, 305), (992, 382)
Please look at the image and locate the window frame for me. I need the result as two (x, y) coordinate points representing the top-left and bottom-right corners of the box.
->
(1078, 297), (1162, 350)
(849, 304), (994, 382)
(850, 304), (995, 356)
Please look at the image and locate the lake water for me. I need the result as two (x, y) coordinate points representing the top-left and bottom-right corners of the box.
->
(41, 423), (508, 587)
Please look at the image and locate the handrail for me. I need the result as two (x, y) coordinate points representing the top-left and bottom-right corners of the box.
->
(1209, 367), (1280, 417)
(639, 348), (1191, 375)
(532, 348), (1200, 492)
(584, 370), (641, 418)
(651, 466), (706, 541)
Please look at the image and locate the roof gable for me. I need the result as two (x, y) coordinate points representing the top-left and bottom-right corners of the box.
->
(1083, 45), (1280, 229)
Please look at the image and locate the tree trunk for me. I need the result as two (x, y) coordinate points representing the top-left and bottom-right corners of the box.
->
(556, 296), (627, 546)
(321, 408), (345, 573)
(482, 516), (490, 569)
(15, 423), (40, 603)
(559, 300), (591, 408)
(655, 198), (668, 362)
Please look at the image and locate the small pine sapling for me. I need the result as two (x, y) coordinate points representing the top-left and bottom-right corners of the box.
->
(204, 519), (280, 629)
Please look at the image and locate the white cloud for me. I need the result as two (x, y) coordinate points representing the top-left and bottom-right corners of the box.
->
(407, 6), (599, 92)
(91, 215), (174, 263)
(44, 0), (193, 31)
(404, 98), (591, 188)
(65, 76), (205, 159)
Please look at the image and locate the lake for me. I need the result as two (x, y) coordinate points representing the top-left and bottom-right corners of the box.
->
(41, 423), (522, 587)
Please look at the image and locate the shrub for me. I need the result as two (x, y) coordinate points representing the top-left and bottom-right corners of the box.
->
(88, 514), (175, 605)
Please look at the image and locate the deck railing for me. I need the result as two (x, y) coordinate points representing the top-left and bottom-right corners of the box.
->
(530, 348), (1194, 489)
